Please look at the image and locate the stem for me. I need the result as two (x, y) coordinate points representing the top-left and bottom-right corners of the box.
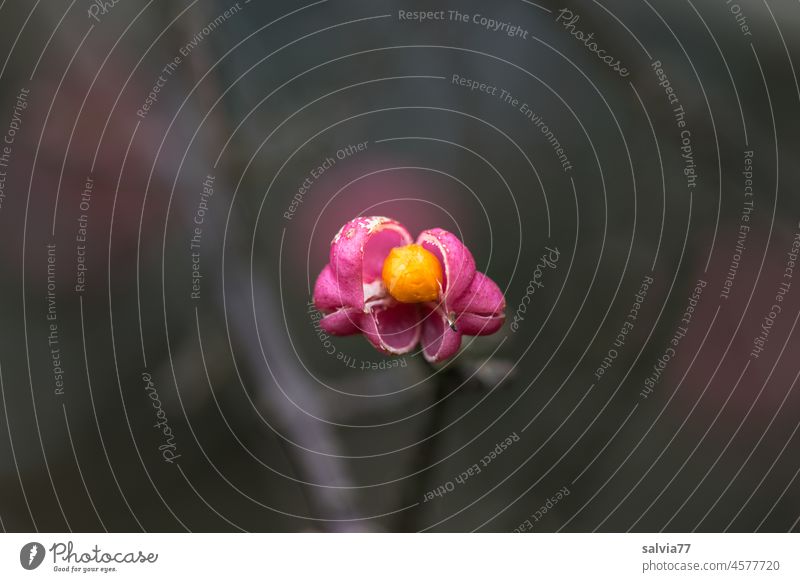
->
(395, 362), (465, 532)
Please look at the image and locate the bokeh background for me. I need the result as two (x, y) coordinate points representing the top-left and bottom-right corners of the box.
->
(1, 0), (799, 532)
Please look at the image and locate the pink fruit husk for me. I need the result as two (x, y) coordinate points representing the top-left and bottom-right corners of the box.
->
(312, 217), (506, 362)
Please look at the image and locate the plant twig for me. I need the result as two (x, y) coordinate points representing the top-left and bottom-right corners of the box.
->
(395, 362), (465, 532)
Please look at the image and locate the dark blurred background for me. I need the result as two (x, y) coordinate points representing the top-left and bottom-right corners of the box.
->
(1, 0), (799, 532)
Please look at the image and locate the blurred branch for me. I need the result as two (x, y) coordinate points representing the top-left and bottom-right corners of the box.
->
(166, 3), (366, 531)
